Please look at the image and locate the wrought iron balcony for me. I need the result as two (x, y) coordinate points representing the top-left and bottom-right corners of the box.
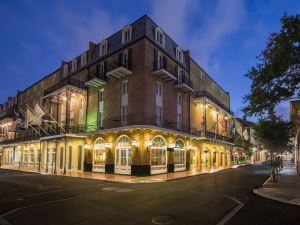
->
(153, 61), (177, 82)
(195, 90), (233, 115)
(175, 75), (194, 92)
(190, 128), (234, 143)
(106, 60), (132, 79)
(85, 74), (107, 88)
(44, 77), (86, 96)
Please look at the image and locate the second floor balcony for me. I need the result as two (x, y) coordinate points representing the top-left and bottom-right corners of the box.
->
(175, 74), (194, 92)
(153, 61), (177, 82)
(190, 128), (234, 143)
(195, 90), (233, 115)
(44, 77), (86, 97)
(106, 59), (132, 79)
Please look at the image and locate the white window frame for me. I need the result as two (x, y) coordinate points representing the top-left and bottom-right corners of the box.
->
(121, 80), (128, 125)
(63, 65), (68, 77)
(176, 47), (183, 63)
(81, 53), (87, 67)
(99, 40), (108, 56)
(72, 59), (77, 72)
(122, 25), (132, 44)
(155, 27), (165, 47)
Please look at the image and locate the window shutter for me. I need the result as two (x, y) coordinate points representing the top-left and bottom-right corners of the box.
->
(104, 61), (107, 75)
(153, 49), (158, 70)
(127, 48), (132, 70)
(118, 53), (123, 66)
(163, 56), (167, 70)
(175, 65), (178, 78)
(96, 64), (100, 76)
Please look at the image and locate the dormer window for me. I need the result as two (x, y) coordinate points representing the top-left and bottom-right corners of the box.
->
(212, 83), (215, 89)
(200, 72), (204, 80)
(122, 25), (132, 44)
(155, 27), (165, 47)
(63, 64), (68, 77)
(176, 47), (183, 63)
(53, 74), (56, 83)
(81, 53), (87, 67)
(72, 59), (77, 72)
(99, 40), (108, 56)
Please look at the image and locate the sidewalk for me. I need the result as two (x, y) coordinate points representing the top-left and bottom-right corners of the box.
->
(253, 162), (300, 206)
(0, 163), (248, 183)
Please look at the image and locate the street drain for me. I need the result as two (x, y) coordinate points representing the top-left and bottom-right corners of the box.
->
(152, 216), (175, 225)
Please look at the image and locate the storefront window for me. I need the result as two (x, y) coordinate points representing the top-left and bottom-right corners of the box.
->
(93, 138), (106, 165)
(151, 136), (166, 166)
(23, 150), (28, 163)
(30, 148), (34, 163)
(174, 140), (185, 165)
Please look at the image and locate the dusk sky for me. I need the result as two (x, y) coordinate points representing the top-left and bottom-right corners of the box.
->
(0, 0), (299, 120)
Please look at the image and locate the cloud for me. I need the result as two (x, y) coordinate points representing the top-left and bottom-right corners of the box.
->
(150, 0), (196, 45)
(150, 0), (245, 72)
(55, 7), (128, 60)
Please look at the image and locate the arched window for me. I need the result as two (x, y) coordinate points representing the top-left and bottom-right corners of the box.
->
(151, 136), (167, 166)
(116, 135), (131, 148)
(93, 138), (106, 166)
(174, 140), (185, 165)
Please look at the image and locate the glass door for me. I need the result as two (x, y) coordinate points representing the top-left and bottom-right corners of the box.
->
(115, 147), (131, 175)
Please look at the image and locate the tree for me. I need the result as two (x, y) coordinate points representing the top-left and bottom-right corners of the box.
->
(253, 118), (292, 153)
(234, 134), (253, 157)
(243, 14), (300, 118)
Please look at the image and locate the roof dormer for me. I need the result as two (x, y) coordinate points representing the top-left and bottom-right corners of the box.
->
(99, 39), (108, 56)
(155, 27), (165, 47)
(122, 25), (132, 44)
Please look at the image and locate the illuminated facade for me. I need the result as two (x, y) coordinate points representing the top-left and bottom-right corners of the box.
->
(0, 15), (249, 175)
(291, 98), (300, 175)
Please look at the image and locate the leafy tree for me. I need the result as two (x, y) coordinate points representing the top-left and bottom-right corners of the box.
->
(243, 14), (300, 118)
(253, 118), (292, 153)
(234, 134), (253, 157)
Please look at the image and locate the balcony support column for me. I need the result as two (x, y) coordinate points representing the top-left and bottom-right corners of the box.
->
(65, 91), (71, 133)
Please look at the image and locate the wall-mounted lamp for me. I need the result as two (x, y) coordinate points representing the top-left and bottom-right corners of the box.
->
(132, 140), (139, 147)
(168, 143), (175, 148)
(187, 145), (192, 149)
(104, 143), (112, 148)
(145, 140), (153, 147)
(84, 144), (90, 149)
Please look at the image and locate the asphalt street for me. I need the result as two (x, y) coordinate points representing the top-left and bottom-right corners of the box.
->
(0, 163), (299, 225)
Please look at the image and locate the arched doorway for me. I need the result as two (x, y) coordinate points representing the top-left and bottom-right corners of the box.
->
(201, 148), (209, 168)
(93, 138), (106, 172)
(150, 135), (167, 174)
(115, 135), (131, 175)
(174, 139), (186, 172)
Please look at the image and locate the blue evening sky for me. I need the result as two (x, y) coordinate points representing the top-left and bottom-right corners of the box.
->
(0, 0), (299, 120)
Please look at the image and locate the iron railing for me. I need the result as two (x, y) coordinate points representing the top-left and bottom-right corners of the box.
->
(195, 90), (233, 115)
(44, 77), (86, 96)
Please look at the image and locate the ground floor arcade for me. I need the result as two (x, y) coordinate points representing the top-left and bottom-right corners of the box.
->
(0, 128), (249, 176)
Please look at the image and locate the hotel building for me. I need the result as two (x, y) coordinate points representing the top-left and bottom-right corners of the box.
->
(0, 15), (247, 175)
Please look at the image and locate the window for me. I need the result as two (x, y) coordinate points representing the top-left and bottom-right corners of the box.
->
(156, 82), (163, 126)
(121, 80), (128, 124)
(200, 73), (204, 80)
(72, 59), (77, 72)
(174, 140), (185, 165)
(176, 47), (183, 63)
(220, 91), (224, 97)
(63, 64), (68, 77)
(93, 138), (106, 165)
(151, 136), (167, 166)
(100, 62), (105, 77)
(99, 89), (104, 128)
(81, 53), (87, 67)
(155, 27), (165, 47)
(68, 146), (72, 170)
(122, 25), (132, 44)
(99, 40), (108, 56)
(177, 93), (182, 130)
(211, 83), (215, 89)
(52, 74), (56, 83)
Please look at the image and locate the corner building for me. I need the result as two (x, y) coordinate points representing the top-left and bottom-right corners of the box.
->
(0, 15), (236, 176)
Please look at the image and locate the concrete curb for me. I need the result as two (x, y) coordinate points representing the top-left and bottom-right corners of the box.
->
(253, 176), (300, 206)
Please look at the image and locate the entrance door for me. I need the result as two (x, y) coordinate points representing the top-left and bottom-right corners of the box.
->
(190, 150), (198, 171)
(115, 147), (131, 175)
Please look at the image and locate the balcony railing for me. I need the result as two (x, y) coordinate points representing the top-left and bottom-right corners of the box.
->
(85, 74), (107, 88)
(153, 61), (177, 82)
(195, 90), (233, 115)
(190, 128), (234, 143)
(106, 60), (132, 79)
(85, 113), (190, 133)
(44, 77), (86, 96)
(175, 73), (194, 92)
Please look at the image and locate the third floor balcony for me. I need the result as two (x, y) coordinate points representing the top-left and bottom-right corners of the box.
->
(153, 60), (177, 82)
